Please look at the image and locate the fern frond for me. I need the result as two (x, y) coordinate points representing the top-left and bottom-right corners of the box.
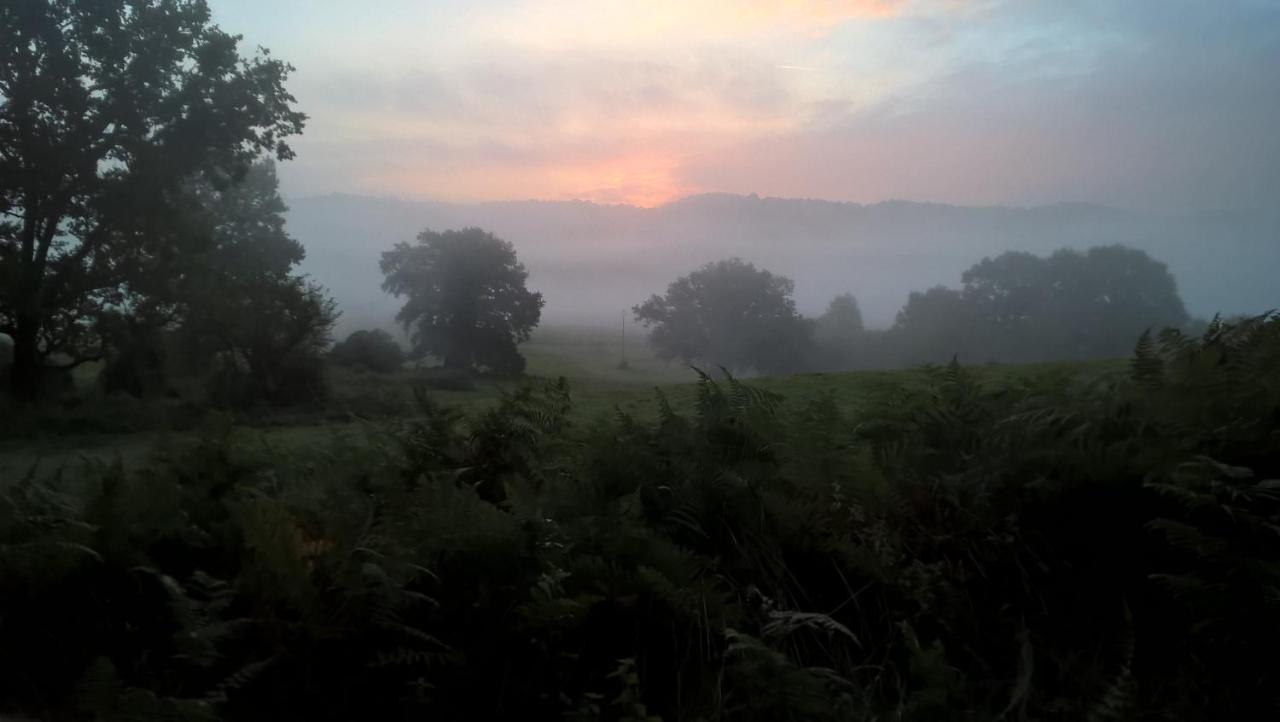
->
(763, 609), (861, 648)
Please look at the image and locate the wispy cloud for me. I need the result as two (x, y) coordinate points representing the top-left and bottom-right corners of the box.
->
(210, 0), (1280, 210)
(478, 0), (909, 49)
(289, 49), (814, 205)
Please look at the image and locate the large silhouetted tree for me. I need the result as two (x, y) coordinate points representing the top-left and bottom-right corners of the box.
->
(0, 0), (305, 400)
(381, 228), (543, 374)
(634, 258), (812, 375)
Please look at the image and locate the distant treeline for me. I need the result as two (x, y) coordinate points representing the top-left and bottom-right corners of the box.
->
(635, 244), (1193, 375)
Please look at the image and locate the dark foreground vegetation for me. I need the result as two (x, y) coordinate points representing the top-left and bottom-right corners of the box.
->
(2, 315), (1277, 721)
(3, 3), (1276, 720)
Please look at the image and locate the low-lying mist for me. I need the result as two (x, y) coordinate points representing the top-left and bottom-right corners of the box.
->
(291, 192), (1280, 337)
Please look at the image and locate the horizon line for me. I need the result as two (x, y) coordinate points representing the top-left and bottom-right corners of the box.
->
(284, 191), (1273, 216)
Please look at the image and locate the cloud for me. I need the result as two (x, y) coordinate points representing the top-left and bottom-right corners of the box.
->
(261, 0), (1280, 211)
(250, 0), (973, 205)
(677, 1), (1280, 210)
(479, 0), (909, 49)
(284, 49), (814, 204)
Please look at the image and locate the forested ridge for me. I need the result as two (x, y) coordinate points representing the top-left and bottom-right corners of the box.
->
(2, 315), (1276, 720)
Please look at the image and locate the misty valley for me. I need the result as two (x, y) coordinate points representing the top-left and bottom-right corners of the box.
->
(2, 2), (1279, 721)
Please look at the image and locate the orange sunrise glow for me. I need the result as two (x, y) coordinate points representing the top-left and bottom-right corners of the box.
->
(207, 0), (1280, 213)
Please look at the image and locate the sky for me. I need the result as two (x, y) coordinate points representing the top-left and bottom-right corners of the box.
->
(207, 0), (1280, 211)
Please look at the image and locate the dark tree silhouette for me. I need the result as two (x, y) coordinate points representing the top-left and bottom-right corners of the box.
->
(381, 228), (543, 374)
(0, 0), (305, 400)
(813, 292), (865, 367)
(182, 161), (336, 407)
(203, 275), (335, 407)
(184, 161), (308, 281)
(331, 329), (405, 373)
(634, 258), (812, 375)
(886, 245), (1190, 365)
(961, 244), (1189, 359)
(891, 285), (984, 362)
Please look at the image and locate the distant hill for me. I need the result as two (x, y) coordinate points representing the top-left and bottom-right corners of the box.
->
(286, 193), (1280, 336)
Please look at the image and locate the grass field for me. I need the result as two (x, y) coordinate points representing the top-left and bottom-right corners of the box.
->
(0, 324), (1125, 479)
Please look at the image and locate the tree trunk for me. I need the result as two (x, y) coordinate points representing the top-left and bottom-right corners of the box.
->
(9, 315), (42, 402)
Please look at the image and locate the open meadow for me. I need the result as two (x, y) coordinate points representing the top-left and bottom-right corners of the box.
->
(0, 325), (1124, 481)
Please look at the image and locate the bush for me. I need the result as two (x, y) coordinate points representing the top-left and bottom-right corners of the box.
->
(206, 352), (328, 410)
(330, 329), (405, 373)
(410, 366), (476, 391)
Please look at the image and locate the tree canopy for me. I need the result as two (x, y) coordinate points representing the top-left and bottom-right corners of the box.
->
(888, 244), (1189, 364)
(812, 292), (866, 368)
(634, 258), (812, 375)
(0, 0), (305, 399)
(330, 329), (405, 374)
(180, 161), (335, 407)
(381, 227), (543, 374)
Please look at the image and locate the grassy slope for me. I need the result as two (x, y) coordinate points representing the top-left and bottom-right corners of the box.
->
(0, 325), (1124, 478)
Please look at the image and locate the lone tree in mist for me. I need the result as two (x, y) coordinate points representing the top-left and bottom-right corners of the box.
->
(381, 228), (543, 374)
(634, 258), (812, 375)
(813, 292), (865, 367)
(0, 0), (305, 400)
(816, 292), (864, 344)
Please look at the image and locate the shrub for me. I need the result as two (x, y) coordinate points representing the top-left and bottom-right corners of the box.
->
(409, 366), (476, 392)
(206, 352), (328, 410)
(330, 329), (405, 373)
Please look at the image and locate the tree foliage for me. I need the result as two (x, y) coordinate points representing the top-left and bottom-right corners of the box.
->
(816, 293), (863, 340)
(0, 0), (305, 399)
(200, 275), (335, 408)
(381, 227), (543, 375)
(180, 161), (336, 408)
(634, 258), (813, 375)
(330, 329), (404, 373)
(827, 244), (1192, 370)
(959, 245), (1189, 359)
(813, 292), (865, 368)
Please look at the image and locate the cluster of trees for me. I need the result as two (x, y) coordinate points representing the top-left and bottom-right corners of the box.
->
(3, 314), (1277, 719)
(0, 1), (1203, 407)
(886, 244), (1189, 364)
(636, 245), (1192, 374)
(0, 1), (549, 412)
(0, 0), (334, 407)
